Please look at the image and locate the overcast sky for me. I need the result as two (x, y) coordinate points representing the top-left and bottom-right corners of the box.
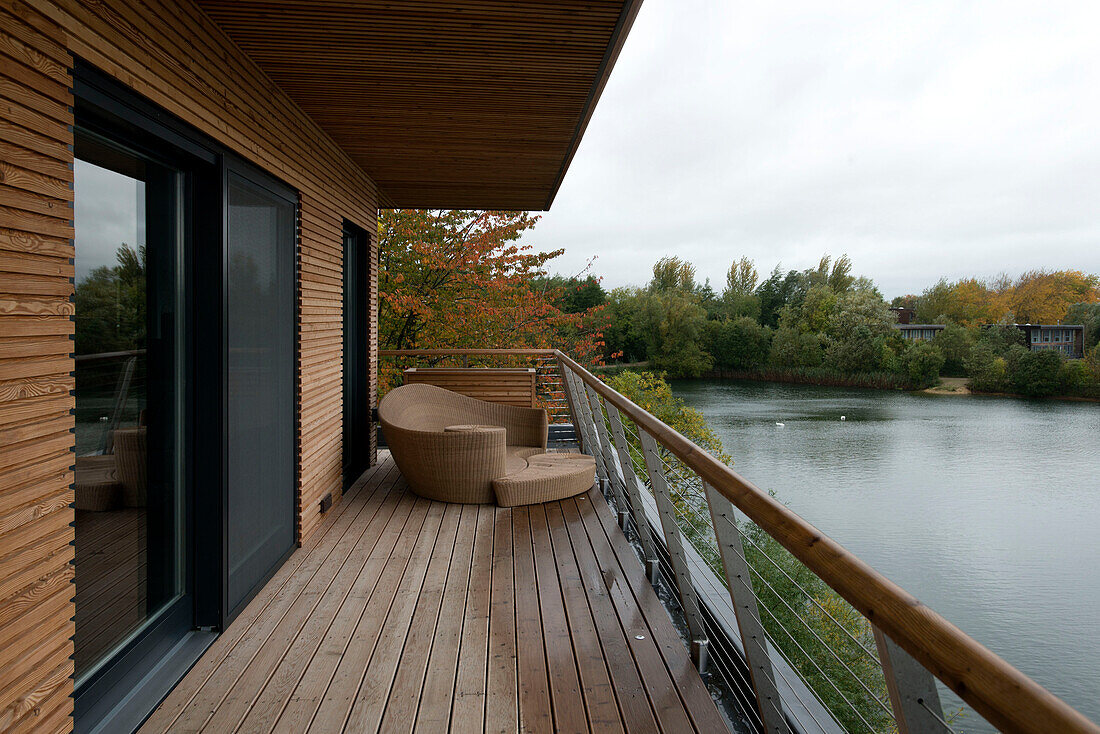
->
(521, 0), (1100, 299)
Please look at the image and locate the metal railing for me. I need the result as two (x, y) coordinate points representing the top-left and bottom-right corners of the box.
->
(380, 349), (1100, 734)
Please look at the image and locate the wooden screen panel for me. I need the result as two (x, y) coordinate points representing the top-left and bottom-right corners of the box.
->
(404, 368), (538, 408)
(0, 4), (77, 733)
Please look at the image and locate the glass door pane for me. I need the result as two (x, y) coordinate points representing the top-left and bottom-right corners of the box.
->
(226, 170), (296, 616)
(72, 135), (185, 684)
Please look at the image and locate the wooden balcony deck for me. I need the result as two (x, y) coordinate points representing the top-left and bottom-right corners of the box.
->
(139, 451), (727, 733)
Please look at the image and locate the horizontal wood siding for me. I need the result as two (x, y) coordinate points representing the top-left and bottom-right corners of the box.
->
(0, 0), (379, 729)
(0, 4), (77, 732)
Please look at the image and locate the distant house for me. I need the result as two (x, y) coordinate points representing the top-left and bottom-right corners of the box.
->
(1015, 324), (1085, 358)
(890, 306), (917, 324)
(895, 324), (946, 341)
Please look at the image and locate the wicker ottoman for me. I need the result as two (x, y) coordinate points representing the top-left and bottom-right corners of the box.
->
(74, 455), (122, 511)
(492, 452), (596, 508)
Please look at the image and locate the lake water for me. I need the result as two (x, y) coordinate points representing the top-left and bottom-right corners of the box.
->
(671, 379), (1100, 731)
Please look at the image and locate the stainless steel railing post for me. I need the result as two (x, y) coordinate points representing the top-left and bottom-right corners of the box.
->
(706, 483), (791, 734)
(874, 627), (952, 734)
(604, 402), (661, 585)
(637, 427), (710, 672)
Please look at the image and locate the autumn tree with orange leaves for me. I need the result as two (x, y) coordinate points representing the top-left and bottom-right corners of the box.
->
(378, 209), (604, 361)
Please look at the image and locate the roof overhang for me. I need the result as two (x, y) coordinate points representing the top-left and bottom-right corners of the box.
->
(196, 0), (643, 210)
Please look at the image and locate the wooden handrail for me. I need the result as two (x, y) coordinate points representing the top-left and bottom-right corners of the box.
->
(380, 349), (557, 357)
(550, 350), (1098, 734)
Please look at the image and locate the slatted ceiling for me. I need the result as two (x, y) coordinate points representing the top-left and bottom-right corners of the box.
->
(194, 0), (639, 209)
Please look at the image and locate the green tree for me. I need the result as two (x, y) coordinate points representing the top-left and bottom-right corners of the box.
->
(931, 322), (975, 377)
(826, 288), (893, 339)
(756, 266), (803, 328)
(650, 256), (697, 293)
(638, 291), (713, 377)
(600, 287), (647, 362)
(74, 243), (146, 355)
(769, 327), (825, 368)
(824, 325), (884, 373)
(1065, 302), (1100, 351)
(976, 324), (1026, 356)
(704, 317), (772, 370)
(725, 256), (758, 296)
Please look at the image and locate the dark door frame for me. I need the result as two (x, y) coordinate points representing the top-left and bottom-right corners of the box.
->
(342, 221), (371, 489)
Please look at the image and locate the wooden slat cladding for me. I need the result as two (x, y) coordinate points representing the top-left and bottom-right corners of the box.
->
(30, 0), (380, 542)
(194, 0), (641, 210)
(0, 4), (76, 732)
(2, 0), (381, 728)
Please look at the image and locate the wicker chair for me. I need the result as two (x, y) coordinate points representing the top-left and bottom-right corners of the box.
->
(378, 383), (551, 504)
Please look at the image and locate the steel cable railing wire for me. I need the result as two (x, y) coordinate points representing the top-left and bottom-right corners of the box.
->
(729, 573), (878, 734)
(612, 414), (790, 733)
(733, 570), (885, 734)
(589, 402), (861, 734)
(640, 420), (891, 733)
(742, 559), (892, 716)
(576, 385), (879, 734)
(732, 517), (881, 664)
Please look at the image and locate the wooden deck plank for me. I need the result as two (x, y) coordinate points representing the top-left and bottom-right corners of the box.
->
(174, 475), (410, 732)
(484, 506), (518, 734)
(529, 502), (589, 734)
(139, 460), (400, 733)
(376, 503), (462, 734)
(302, 498), (437, 731)
(412, 504), (477, 733)
(226, 475), (414, 732)
(583, 488), (730, 734)
(344, 501), (455, 732)
(543, 501), (625, 733)
(563, 495), (697, 734)
(269, 488), (417, 732)
(450, 503), (495, 734)
(144, 453), (726, 734)
(512, 506), (554, 733)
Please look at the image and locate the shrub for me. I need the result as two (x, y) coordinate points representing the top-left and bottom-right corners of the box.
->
(965, 344), (1009, 392)
(769, 327), (825, 368)
(902, 342), (945, 388)
(1008, 348), (1063, 397)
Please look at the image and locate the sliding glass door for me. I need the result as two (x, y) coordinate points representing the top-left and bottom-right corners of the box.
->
(72, 132), (188, 686)
(225, 167), (297, 617)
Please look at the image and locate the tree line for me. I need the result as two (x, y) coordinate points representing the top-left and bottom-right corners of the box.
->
(585, 255), (1100, 397)
(377, 210), (1100, 398)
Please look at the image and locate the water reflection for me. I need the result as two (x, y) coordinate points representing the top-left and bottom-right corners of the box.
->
(673, 379), (1100, 730)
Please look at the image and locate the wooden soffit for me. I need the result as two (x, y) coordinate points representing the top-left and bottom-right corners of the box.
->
(195, 0), (643, 210)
